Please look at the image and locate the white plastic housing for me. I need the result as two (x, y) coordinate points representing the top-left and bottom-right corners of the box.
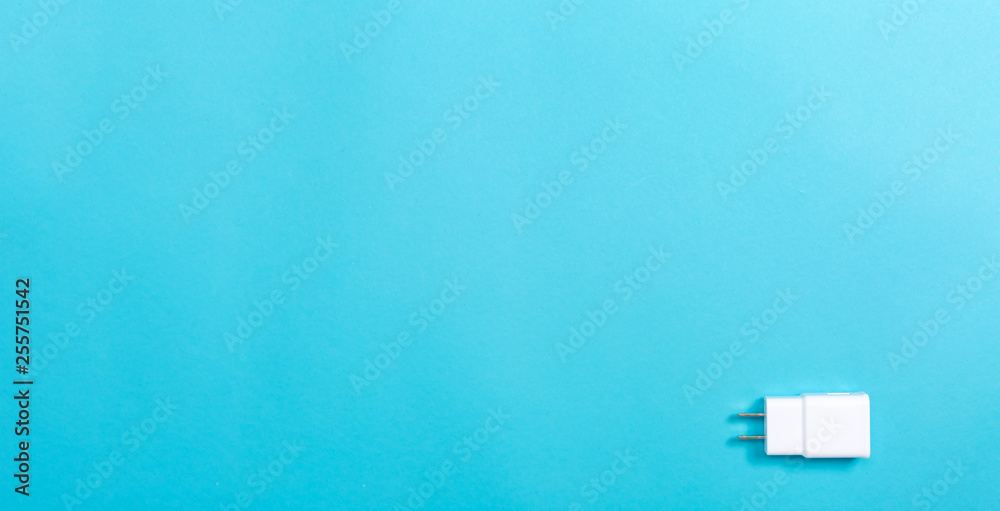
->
(764, 392), (869, 458)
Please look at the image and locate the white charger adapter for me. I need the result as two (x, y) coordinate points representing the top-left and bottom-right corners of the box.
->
(737, 392), (870, 458)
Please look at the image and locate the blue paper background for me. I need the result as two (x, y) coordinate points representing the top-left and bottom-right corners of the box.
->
(2, 1), (999, 509)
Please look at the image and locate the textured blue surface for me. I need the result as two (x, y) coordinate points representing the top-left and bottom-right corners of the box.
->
(3, 1), (1000, 509)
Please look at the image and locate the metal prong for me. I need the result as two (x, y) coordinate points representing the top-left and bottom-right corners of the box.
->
(738, 435), (766, 440)
(737, 413), (766, 417)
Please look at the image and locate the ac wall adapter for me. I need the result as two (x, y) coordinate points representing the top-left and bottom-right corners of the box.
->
(737, 392), (870, 458)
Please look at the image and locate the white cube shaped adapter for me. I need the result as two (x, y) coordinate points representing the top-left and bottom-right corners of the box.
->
(737, 392), (870, 458)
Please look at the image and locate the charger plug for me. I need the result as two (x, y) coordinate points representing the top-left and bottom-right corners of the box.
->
(737, 392), (870, 458)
